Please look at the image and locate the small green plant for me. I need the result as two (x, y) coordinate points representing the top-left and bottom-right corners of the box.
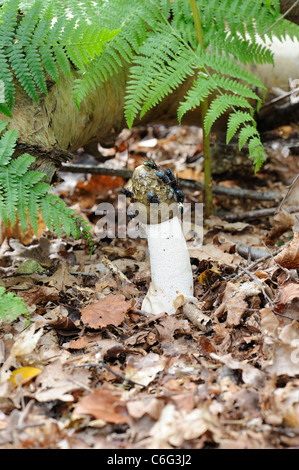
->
(0, 286), (30, 321)
(0, 120), (93, 250)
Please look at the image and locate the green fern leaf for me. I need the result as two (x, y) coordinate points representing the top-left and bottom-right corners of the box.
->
(125, 29), (195, 127)
(178, 74), (215, 123)
(9, 153), (35, 175)
(226, 111), (255, 143)
(0, 128), (18, 165)
(0, 119), (93, 247)
(7, 44), (39, 101)
(238, 124), (260, 150)
(248, 136), (267, 170)
(0, 166), (18, 225)
(204, 94), (252, 134)
(0, 286), (29, 321)
(0, 0), (120, 110)
(0, 50), (15, 109)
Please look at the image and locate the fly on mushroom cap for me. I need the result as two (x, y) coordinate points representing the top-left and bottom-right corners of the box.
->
(126, 164), (181, 225)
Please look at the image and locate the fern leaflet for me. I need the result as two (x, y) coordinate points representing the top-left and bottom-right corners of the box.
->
(0, 0), (120, 115)
(0, 121), (93, 250)
(0, 287), (30, 321)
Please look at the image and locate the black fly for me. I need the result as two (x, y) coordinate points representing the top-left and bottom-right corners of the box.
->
(157, 171), (171, 185)
(147, 192), (159, 204)
(174, 189), (184, 203)
(122, 188), (133, 198)
(143, 159), (159, 171)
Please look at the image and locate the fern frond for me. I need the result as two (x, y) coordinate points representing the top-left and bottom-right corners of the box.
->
(72, 0), (161, 108)
(0, 121), (93, 248)
(194, 0), (280, 42)
(238, 124), (260, 150)
(178, 73), (214, 123)
(0, 0), (120, 112)
(128, 31), (195, 124)
(0, 166), (18, 225)
(169, 1), (197, 48)
(212, 74), (260, 101)
(197, 48), (266, 90)
(0, 128), (18, 165)
(226, 111), (254, 143)
(211, 34), (274, 65)
(204, 94), (253, 134)
(0, 287), (29, 321)
(248, 136), (266, 170)
(125, 28), (195, 127)
(9, 153), (35, 176)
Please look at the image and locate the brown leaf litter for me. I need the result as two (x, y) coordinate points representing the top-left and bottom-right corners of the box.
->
(1, 124), (299, 449)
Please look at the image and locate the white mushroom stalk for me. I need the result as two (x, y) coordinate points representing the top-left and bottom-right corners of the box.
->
(126, 162), (195, 315)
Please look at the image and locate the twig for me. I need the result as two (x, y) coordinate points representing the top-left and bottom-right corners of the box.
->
(61, 164), (279, 201)
(0, 422), (46, 433)
(75, 361), (145, 388)
(222, 205), (299, 222)
(261, 0), (299, 37)
(183, 302), (212, 332)
(236, 243), (269, 261)
(231, 246), (284, 281)
(237, 265), (274, 306)
(260, 87), (299, 110)
(101, 255), (132, 283)
(275, 173), (299, 214)
(273, 311), (299, 322)
(60, 164), (133, 179)
(69, 271), (98, 277)
(1, 270), (98, 279)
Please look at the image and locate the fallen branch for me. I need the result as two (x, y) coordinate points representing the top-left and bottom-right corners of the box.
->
(183, 302), (212, 332)
(236, 244), (269, 261)
(61, 164), (279, 201)
(223, 205), (299, 222)
(75, 361), (145, 388)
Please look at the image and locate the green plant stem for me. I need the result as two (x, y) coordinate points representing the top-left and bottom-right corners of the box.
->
(189, 0), (213, 217)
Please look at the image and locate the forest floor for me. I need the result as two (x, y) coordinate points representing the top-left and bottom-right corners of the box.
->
(0, 123), (299, 449)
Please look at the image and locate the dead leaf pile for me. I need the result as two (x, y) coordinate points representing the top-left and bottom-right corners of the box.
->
(1, 124), (299, 449)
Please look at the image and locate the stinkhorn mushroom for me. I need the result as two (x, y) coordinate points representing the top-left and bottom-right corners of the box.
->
(125, 162), (195, 315)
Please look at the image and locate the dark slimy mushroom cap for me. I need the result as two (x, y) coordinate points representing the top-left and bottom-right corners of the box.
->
(126, 164), (180, 225)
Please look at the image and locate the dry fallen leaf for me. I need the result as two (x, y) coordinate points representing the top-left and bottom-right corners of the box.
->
(73, 387), (128, 423)
(125, 352), (167, 387)
(75, 174), (124, 209)
(34, 359), (90, 402)
(273, 231), (299, 268)
(214, 281), (248, 327)
(127, 397), (163, 420)
(80, 294), (132, 329)
(67, 336), (88, 350)
(264, 210), (295, 246)
(47, 261), (78, 291)
(276, 282), (299, 312)
(19, 285), (59, 306)
(211, 353), (266, 388)
(10, 324), (44, 358)
(189, 243), (240, 266)
(145, 403), (217, 449)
